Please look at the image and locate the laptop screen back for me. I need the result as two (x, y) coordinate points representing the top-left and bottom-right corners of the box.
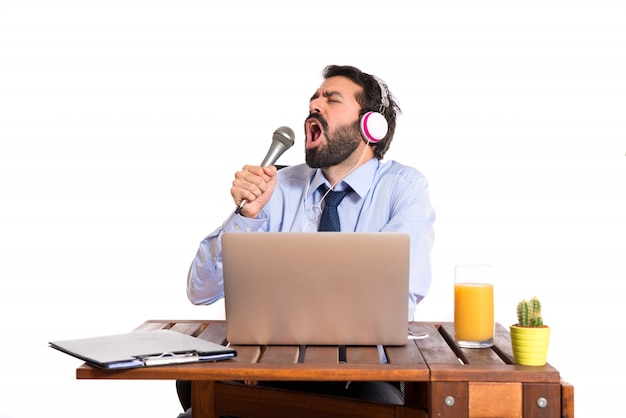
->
(222, 232), (409, 346)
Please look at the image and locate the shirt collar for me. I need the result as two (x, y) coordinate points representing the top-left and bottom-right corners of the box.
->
(307, 158), (379, 199)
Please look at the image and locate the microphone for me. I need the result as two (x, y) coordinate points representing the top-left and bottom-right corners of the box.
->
(234, 126), (295, 214)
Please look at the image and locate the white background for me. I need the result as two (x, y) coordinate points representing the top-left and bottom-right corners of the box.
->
(1, 1), (624, 417)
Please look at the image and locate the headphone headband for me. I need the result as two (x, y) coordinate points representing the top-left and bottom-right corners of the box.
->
(374, 77), (390, 112)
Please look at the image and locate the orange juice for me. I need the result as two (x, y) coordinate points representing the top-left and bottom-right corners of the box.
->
(454, 283), (494, 346)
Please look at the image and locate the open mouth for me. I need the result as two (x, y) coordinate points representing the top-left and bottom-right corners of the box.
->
(306, 117), (323, 148)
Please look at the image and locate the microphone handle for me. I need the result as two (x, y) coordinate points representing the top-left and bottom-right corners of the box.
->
(234, 199), (247, 215)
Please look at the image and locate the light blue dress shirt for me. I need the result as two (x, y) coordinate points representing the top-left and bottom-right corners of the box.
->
(187, 158), (436, 321)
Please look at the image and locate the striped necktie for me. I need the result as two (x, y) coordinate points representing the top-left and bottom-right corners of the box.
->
(318, 187), (350, 232)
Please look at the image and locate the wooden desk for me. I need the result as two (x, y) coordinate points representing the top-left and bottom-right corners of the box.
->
(76, 320), (574, 418)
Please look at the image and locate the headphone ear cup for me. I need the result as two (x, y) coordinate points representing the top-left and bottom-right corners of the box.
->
(360, 111), (388, 143)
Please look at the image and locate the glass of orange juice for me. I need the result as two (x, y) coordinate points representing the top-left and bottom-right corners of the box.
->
(454, 264), (494, 348)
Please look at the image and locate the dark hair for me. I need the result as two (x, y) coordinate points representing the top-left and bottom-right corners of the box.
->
(322, 65), (401, 159)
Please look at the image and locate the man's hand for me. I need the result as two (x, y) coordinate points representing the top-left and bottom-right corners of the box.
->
(231, 165), (278, 218)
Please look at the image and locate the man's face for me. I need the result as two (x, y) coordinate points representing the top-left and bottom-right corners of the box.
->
(304, 76), (363, 168)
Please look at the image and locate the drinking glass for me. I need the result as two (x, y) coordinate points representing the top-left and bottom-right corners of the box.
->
(454, 264), (494, 348)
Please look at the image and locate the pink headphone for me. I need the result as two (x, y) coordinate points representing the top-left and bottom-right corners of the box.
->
(359, 77), (390, 143)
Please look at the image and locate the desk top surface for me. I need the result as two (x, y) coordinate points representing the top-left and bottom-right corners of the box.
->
(76, 320), (560, 383)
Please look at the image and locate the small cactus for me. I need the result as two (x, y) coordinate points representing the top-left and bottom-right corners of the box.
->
(516, 296), (544, 327)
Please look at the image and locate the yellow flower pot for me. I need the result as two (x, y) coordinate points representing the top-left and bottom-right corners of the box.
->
(509, 325), (550, 366)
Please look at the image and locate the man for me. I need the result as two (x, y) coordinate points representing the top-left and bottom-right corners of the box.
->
(177, 65), (435, 416)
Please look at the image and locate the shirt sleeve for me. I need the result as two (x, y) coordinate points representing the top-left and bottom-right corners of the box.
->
(379, 174), (436, 321)
(186, 212), (267, 305)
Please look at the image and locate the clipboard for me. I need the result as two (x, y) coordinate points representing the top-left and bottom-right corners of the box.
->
(49, 329), (237, 369)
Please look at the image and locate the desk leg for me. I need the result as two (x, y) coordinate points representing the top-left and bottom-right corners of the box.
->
(561, 380), (575, 418)
(191, 381), (216, 418)
(523, 383), (561, 418)
(429, 382), (468, 418)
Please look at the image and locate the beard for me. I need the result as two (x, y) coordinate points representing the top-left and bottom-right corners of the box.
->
(305, 119), (362, 168)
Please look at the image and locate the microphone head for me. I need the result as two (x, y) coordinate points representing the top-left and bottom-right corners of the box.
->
(273, 126), (295, 148)
(259, 126), (295, 167)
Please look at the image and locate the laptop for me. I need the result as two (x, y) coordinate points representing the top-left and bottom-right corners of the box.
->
(222, 232), (410, 346)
